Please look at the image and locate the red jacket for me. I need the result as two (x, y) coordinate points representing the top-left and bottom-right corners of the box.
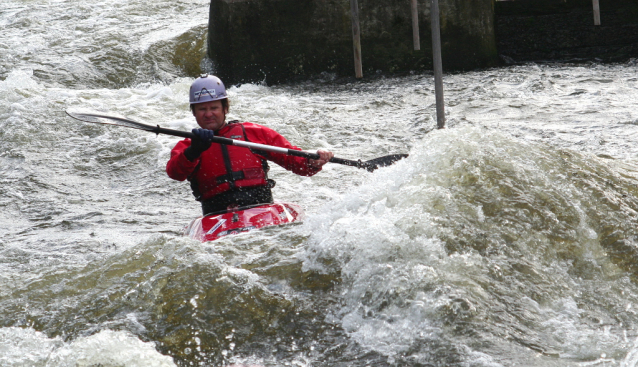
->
(166, 121), (321, 201)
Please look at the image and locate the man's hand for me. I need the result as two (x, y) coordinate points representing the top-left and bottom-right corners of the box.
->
(184, 128), (215, 161)
(309, 149), (334, 169)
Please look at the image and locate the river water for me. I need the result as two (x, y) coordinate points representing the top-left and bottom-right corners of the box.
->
(2, 0), (638, 366)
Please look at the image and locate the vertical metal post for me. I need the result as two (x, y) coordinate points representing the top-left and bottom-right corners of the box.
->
(411, 0), (420, 50)
(592, 0), (601, 25)
(431, 0), (445, 129)
(350, 0), (363, 78)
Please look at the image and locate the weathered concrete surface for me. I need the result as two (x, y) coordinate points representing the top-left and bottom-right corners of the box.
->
(208, 0), (498, 85)
(496, 0), (638, 63)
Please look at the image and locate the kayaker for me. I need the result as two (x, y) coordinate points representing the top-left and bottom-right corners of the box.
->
(166, 74), (334, 215)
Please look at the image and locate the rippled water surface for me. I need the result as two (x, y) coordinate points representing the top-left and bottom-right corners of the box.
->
(2, 0), (638, 366)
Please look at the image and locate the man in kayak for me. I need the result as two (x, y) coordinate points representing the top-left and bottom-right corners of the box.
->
(166, 74), (334, 215)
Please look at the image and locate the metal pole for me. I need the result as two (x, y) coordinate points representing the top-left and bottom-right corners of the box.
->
(350, 0), (363, 78)
(431, 0), (445, 129)
(411, 0), (420, 50)
(592, 0), (600, 25)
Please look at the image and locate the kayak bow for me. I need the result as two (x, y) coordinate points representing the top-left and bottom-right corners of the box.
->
(184, 202), (304, 242)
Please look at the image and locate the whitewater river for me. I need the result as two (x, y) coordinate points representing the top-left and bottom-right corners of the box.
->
(2, 0), (638, 366)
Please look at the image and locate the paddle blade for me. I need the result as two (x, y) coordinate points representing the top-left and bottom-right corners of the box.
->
(365, 153), (409, 170)
(66, 111), (155, 132)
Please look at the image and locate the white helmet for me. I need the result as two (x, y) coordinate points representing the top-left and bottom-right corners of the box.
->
(189, 74), (227, 104)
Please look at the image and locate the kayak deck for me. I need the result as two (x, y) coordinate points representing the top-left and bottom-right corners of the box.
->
(184, 202), (304, 242)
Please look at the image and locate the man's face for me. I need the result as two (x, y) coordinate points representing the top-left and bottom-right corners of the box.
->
(192, 100), (227, 131)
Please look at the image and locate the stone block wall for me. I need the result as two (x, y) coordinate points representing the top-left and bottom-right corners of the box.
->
(496, 0), (638, 63)
(208, 0), (498, 85)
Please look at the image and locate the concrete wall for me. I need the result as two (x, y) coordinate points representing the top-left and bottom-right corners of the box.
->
(496, 0), (638, 63)
(208, 0), (499, 85)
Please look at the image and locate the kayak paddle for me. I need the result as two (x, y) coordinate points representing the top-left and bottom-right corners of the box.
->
(65, 111), (408, 172)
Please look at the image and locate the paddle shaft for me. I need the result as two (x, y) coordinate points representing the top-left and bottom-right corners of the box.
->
(65, 111), (406, 171)
(153, 125), (352, 163)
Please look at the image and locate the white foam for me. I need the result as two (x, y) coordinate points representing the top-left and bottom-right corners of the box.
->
(0, 327), (176, 367)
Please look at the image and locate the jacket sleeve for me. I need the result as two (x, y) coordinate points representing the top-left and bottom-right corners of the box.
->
(244, 123), (322, 177)
(166, 139), (201, 181)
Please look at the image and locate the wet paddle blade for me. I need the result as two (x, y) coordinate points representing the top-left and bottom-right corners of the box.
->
(66, 111), (155, 132)
(365, 154), (409, 169)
